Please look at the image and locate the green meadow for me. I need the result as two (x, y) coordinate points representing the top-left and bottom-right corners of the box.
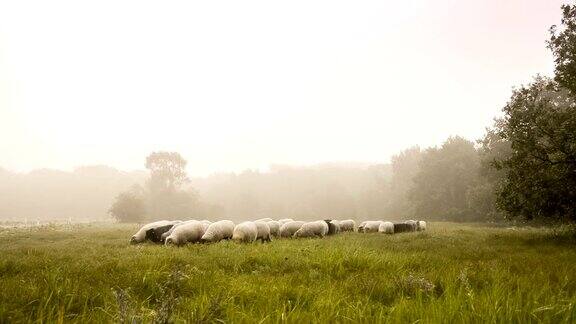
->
(1, 222), (575, 323)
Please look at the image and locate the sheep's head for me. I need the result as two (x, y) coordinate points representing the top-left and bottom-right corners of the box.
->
(165, 237), (175, 246)
(129, 236), (138, 244)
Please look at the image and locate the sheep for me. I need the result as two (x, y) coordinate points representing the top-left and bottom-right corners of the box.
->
(393, 221), (416, 233)
(358, 221), (367, 233)
(145, 224), (175, 243)
(255, 217), (274, 222)
(406, 220), (418, 231)
(130, 220), (175, 244)
(232, 221), (258, 243)
(200, 220), (235, 243)
(267, 220), (281, 237)
(279, 221), (305, 238)
(255, 221), (272, 242)
(363, 221), (383, 233)
(339, 219), (356, 232)
(165, 221), (210, 246)
(378, 221), (394, 234)
(417, 220), (427, 231)
(278, 218), (294, 226)
(161, 220), (198, 242)
(324, 219), (341, 235)
(294, 220), (329, 238)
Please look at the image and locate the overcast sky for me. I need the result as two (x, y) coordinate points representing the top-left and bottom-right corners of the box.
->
(0, 0), (566, 176)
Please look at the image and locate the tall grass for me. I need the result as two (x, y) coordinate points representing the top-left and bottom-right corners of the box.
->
(0, 222), (575, 323)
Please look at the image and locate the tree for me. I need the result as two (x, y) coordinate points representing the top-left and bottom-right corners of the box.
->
(548, 3), (576, 94)
(145, 152), (189, 193)
(144, 152), (194, 219)
(472, 128), (511, 220)
(386, 146), (422, 218)
(480, 3), (576, 222)
(490, 77), (576, 220)
(410, 137), (480, 221)
(109, 186), (145, 223)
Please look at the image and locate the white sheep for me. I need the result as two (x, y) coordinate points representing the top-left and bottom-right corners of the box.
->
(278, 218), (294, 226)
(363, 221), (383, 233)
(358, 221), (368, 233)
(417, 220), (427, 231)
(232, 221), (258, 243)
(255, 221), (272, 242)
(339, 219), (356, 232)
(165, 221), (210, 246)
(378, 221), (394, 234)
(267, 220), (281, 237)
(279, 221), (305, 238)
(161, 220), (198, 242)
(255, 217), (274, 222)
(130, 220), (176, 244)
(325, 220), (341, 235)
(294, 220), (329, 238)
(201, 220), (235, 243)
(406, 220), (418, 231)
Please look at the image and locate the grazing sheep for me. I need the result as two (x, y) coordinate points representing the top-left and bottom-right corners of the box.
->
(130, 220), (175, 244)
(255, 221), (272, 242)
(294, 221), (329, 238)
(267, 220), (281, 237)
(278, 218), (294, 226)
(393, 221), (416, 233)
(255, 217), (274, 222)
(417, 220), (427, 231)
(165, 221), (210, 246)
(363, 221), (383, 233)
(161, 220), (197, 242)
(378, 221), (394, 234)
(279, 221), (305, 238)
(145, 224), (175, 243)
(406, 220), (418, 231)
(339, 219), (356, 232)
(201, 220), (235, 243)
(358, 221), (367, 233)
(324, 219), (341, 235)
(232, 222), (258, 243)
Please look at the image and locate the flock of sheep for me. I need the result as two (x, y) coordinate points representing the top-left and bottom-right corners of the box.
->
(130, 218), (427, 246)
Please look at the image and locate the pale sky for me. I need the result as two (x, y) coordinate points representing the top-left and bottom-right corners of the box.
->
(0, 0), (565, 176)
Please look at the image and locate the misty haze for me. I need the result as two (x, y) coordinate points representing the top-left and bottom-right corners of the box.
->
(1, 1), (575, 323)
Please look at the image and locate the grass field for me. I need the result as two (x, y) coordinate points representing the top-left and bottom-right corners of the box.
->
(1, 222), (576, 323)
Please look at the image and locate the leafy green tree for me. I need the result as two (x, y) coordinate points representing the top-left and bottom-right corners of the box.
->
(481, 3), (576, 221)
(490, 77), (576, 220)
(548, 3), (576, 94)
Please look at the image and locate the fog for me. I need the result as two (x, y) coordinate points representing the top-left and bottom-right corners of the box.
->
(0, 0), (567, 222)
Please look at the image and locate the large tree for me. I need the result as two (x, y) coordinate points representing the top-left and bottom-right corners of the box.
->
(482, 3), (576, 221)
(548, 3), (576, 94)
(490, 78), (576, 220)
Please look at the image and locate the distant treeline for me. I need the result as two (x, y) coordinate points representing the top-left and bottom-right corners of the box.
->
(0, 140), (499, 223)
